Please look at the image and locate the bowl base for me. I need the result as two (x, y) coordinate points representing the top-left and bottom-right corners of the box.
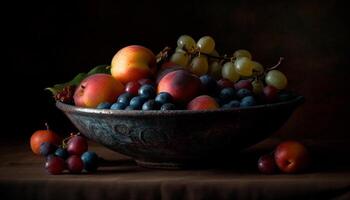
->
(135, 160), (188, 169)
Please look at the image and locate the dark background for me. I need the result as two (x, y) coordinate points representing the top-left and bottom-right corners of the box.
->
(4, 0), (350, 144)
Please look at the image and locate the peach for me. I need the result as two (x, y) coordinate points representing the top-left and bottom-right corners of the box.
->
(111, 45), (156, 84)
(74, 74), (124, 108)
(157, 70), (201, 103)
(274, 140), (311, 173)
(187, 95), (219, 110)
(156, 67), (184, 84)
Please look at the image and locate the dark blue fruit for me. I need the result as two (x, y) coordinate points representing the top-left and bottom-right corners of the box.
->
(160, 103), (176, 110)
(96, 102), (111, 109)
(200, 75), (218, 95)
(155, 92), (173, 105)
(222, 100), (240, 109)
(129, 96), (147, 109)
(240, 96), (256, 107)
(219, 88), (236, 103)
(81, 151), (99, 172)
(54, 147), (69, 160)
(125, 105), (137, 110)
(138, 84), (156, 99)
(142, 99), (159, 110)
(117, 92), (133, 105)
(110, 102), (127, 110)
(40, 142), (57, 156)
(236, 88), (252, 99)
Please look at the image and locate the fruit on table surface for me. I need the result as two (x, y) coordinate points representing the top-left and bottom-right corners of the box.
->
(274, 140), (311, 173)
(258, 154), (278, 174)
(30, 125), (60, 155)
(81, 151), (99, 172)
(45, 156), (65, 175)
(66, 155), (84, 174)
(74, 74), (124, 108)
(67, 135), (88, 155)
(39, 142), (57, 156)
(187, 95), (219, 110)
(157, 70), (201, 103)
(111, 45), (157, 84)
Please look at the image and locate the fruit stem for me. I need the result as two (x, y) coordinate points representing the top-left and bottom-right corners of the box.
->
(267, 57), (284, 71)
(45, 123), (50, 131)
(61, 132), (79, 148)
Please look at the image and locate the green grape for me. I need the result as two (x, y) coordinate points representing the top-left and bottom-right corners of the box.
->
(175, 47), (187, 53)
(233, 49), (252, 59)
(170, 52), (190, 68)
(252, 79), (264, 95)
(189, 55), (209, 76)
(222, 62), (240, 82)
(234, 57), (254, 76)
(177, 35), (196, 51)
(251, 61), (264, 76)
(208, 49), (220, 62)
(265, 70), (288, 89)
(208, 61), (222, 80)
(197, 36), (215, 54)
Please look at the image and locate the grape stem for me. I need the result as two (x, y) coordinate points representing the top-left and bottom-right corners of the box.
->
(61, 132), (80, 148)
(267, 57), (284, 71)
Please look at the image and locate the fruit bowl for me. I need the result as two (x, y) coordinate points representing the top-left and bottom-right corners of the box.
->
(56, 95), (304, 169)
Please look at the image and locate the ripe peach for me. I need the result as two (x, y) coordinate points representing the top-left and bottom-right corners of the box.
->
(156, 67), (184, 84)
(187, 95), (219, 110)
(157, 70), (201, 103)
(274, 140), (311, 173)
(74, 74), (124, 108)
(111, 45), (156, 84)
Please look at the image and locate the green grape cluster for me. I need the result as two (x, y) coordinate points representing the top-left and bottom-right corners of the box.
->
(169, 35), (289, 95)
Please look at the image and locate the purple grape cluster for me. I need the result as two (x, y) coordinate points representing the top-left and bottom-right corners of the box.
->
(41, 134), (99, 175)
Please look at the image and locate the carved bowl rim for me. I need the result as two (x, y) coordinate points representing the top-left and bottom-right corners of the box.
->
(56, 95), (304, 116)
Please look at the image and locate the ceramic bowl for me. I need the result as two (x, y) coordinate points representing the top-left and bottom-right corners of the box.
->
(56, 95), (304, 169)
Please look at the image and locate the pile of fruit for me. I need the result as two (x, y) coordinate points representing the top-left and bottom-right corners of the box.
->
(48, 35), (296, 111)
(30, 124), (99, 175)
(257, 140), (311, 174)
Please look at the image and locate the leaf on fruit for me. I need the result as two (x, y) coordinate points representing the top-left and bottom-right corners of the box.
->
(46, 64), (110, 96)
(45, 73), (87, 95)
(87, 65), (111, 75)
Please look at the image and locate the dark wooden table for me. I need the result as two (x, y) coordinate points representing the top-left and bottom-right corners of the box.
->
(1, 138), (349, 200)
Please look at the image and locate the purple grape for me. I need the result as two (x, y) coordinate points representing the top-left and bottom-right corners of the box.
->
(45, 156), (65, 175)
(67, 136), (88, 155)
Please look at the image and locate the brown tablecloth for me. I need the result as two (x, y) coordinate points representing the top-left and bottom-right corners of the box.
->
(1, 139), (350, 200)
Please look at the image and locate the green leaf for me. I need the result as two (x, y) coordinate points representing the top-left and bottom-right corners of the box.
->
(68, 72), (87, 86)
(87, 65), (111, 75)
(45, 73), (87, 95)
(45, 64), (110, 96)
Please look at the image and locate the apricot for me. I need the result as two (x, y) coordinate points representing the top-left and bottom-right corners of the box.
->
(187, 95), (219, 110)
(111, 45), (156, 84)
(30, 124), (60, 155)
(74, 74), (124, 108)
